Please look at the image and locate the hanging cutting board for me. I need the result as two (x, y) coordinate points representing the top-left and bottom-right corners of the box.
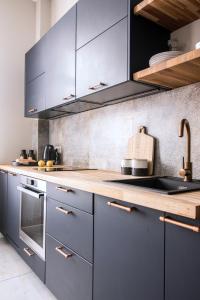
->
(126, 126), (155, 175)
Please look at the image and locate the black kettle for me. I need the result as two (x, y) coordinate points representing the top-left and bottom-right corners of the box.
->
(43, 145), (56, 162)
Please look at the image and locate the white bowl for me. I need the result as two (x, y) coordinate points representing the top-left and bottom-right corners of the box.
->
(149, 51), (184, 67)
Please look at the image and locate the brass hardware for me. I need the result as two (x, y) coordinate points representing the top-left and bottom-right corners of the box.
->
(28, 108), (37, 113)
(56, 206), (72, 215)
(159, 216), (200, 232)
(89, 82), (107, 90)
(8, 173), (17, 176)
(56, 186), (72, 193)
(107, 201), (134, 213)
(55, 246), (73, 259)
(0, 170), (6, 174)
(179, 119), (192, 181)
(63, 94), (75, 101)
(139, 126), (147, 134)
(24, 247), (35, 257)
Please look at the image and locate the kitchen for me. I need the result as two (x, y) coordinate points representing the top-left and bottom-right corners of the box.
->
(0, 0), (200, 299)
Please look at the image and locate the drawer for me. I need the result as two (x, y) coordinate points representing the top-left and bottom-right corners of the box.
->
(18, 239), (45, 282)
(46, 234), (93, 300)
(46, 197), (93, 262)
(47, 182), (93, 214)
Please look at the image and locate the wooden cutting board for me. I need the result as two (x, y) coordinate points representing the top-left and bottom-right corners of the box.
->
(126, 126), (155, 175)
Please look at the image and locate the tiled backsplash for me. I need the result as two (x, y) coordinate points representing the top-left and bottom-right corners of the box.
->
(48, 83), (200, 178)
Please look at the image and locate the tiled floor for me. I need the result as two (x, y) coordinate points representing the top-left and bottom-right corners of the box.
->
(0, 237), (57, 300)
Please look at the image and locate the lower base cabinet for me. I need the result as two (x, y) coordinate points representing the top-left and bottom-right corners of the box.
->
(46, 234), (93, 300)
(94, 195), (164, 300)
(18, 239), (45, 282)
(164, 213), (200, 300)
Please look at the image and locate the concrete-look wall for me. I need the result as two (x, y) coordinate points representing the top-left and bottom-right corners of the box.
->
(0, 0), (36, 163)
(49, 83), (200, 178)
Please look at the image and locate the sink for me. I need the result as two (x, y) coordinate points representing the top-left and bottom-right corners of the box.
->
(106, 176), (200, 195)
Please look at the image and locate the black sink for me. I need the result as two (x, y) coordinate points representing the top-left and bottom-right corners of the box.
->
(106, 176), (200, 195)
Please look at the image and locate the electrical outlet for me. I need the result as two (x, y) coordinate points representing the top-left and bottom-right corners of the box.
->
(55, 145), (62, 153)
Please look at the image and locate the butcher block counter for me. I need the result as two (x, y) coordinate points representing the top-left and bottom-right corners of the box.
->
(1, 165), (200, 219)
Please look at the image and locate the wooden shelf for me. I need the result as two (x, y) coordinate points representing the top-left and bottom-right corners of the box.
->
(134, 0), (200, 31)
(133, 49), (200, 89)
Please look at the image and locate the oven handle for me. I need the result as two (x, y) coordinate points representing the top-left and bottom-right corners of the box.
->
(17, 186), (44, 199)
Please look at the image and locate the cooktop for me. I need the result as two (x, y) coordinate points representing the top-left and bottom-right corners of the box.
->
(33, 167), (97, 172)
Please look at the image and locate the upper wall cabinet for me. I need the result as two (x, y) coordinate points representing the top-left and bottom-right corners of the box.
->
(25, 37), (47, 84)
(45, 6), (76, 109)
(77, 0), (128, 49)
(76, 18), (128, 99)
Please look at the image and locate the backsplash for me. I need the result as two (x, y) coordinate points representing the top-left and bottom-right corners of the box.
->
(49, 82), (200, 178)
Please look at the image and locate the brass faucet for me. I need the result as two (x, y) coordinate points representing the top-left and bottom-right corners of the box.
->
(179, 119), (192, 181)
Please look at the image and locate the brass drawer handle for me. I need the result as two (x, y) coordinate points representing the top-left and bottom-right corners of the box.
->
(8, 172), (17, 176)
(89, 82), (107, 91)
(24, 247), (35, 257)
(63, 94), (75, 101)
(56, 186), (72, 193)
(159, 216), (200, 233)
(28, 108), (37, 113)
(0, 170), (6, 174)
(107, 201), (135, 213)
(56, 206), (72, 215)
(55, 246), (73, 259)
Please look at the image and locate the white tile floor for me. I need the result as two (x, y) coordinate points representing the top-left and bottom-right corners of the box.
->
(0, 237), (57, 300)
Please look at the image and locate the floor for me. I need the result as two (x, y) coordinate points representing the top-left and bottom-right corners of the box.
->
(0, 236), (57, 300)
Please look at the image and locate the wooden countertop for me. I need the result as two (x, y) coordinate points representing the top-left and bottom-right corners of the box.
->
(1, 165), (200, 220)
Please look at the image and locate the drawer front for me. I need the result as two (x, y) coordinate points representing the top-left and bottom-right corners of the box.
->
(19, 239), (45, 282)
(77, 0), (128, 49)
(47, 182), (93, 214)
(46, 197), (93, 262)
(76, 17), (128, 99)
(46, 234), (93, 300)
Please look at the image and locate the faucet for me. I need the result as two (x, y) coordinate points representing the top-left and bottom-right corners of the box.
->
(178, 119), (192, 181)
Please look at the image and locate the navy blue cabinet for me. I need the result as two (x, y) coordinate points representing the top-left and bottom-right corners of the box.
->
(77, 0), (128, 49)
(0, 170), (7, 235)
(164, 213), (200, 300)
(45, 6), (76, 109)
(6, 173), (20, 248)
(76, 18), (128, 99)
(93, 195), (164, 300)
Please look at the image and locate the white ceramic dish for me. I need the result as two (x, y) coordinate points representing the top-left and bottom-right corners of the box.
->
(149, 51), (184, 66)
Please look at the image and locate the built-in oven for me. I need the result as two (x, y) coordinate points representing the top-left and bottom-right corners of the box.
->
(17, 176), (46, 260)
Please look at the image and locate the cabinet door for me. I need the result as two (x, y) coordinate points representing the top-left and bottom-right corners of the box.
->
(25, 74), (46, 117)
(0, 170), (7, 235)
(76, 18), (128, 99)
(6, 173), (20, 248)
(77, 0), (128, 49)
(46, 234), (92, 300)
(94, 195), (164, 300)
(164, 214), (200, 300)
(45, 6), (76, 109)
(25, 36), (47, 84)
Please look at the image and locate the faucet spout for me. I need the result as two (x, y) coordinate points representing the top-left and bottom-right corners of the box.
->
(179, 118), (191, 163)
(179, 119), (192, 181)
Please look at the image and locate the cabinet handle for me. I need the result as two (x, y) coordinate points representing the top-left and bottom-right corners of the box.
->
(0, 170), (6, 174)
(159, 216), (200, 232)
(28, 108), (37, 113)
(56, 186), (72, 193)
(89, 82), (107, 91)
(55, 246), (73, 259)
(107, 201), (135, 213)
(56, 206), (72, 215)
(24, 247), (35, 257)
(8, 172), (17, 176)
(63, 94), (75, 101)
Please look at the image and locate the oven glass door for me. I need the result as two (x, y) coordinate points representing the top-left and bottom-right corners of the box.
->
(18, 186), (46, 260)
